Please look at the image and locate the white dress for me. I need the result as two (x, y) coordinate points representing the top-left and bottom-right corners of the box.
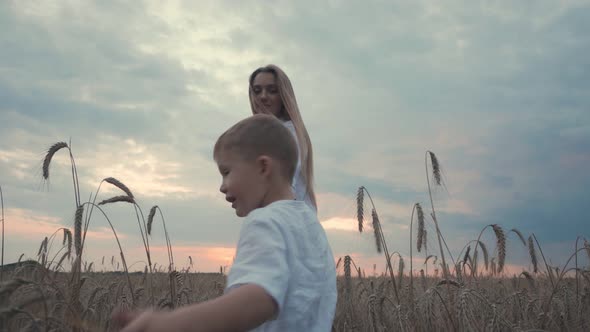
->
(281, 120), (316, 212)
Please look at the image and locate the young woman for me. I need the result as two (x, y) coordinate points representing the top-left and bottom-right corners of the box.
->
(248, 65), (317, 211)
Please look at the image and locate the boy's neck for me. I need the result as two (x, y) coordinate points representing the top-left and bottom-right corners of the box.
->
(261, 182), (295, 207)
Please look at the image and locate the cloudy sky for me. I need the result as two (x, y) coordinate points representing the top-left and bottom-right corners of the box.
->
(1, 0), (589, 275)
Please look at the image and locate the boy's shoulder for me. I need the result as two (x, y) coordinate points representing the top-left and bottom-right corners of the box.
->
(249, 199), (310, 215)
(246, 200), (314, 226)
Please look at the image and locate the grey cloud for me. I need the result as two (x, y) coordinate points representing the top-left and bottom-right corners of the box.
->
(2, 0), (590, 270)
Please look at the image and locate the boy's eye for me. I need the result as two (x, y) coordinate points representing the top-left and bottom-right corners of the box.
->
(253, 88), (261, 94)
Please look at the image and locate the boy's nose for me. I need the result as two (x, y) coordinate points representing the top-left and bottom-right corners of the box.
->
(219, 183), (227, 194)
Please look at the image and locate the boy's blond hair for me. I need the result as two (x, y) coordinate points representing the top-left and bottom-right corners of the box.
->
(214, 114), (298, 182)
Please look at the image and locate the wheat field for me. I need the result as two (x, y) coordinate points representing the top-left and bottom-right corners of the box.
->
(1, 143), (589, 331)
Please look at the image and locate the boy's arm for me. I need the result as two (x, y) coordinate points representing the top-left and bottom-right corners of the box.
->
(120, 284), (276, 332)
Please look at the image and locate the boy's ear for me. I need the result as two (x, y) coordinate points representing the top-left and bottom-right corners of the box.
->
(256, 155), (272, 177)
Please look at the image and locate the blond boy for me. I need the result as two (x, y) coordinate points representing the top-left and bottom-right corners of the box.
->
(114, 114), (337, 331)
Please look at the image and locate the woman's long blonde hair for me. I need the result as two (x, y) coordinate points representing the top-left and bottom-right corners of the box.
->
(248, 64), (317, 210)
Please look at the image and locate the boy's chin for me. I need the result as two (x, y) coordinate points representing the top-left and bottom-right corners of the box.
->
(235, 209), (249, 217)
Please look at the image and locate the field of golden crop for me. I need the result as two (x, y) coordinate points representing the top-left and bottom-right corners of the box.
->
(1, 143), (589, 331)
(2, 261), (590, 331)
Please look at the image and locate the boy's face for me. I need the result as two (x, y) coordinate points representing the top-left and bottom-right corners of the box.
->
(215, 149), (267, 217)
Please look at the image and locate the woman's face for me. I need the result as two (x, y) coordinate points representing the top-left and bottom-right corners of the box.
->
(252, 72), (285, 118)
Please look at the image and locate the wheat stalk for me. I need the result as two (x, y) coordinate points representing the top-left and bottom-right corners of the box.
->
(359, 186), (401, 303)
(463, 246), (471, 266)
(37, 237), (48, 257)
(42, 142), (69, 180)
(425, 255), (437, 265)
(416, 203), (425, 253)
(103, 177), (134, 199)
(344, 255), (352, 299)
(410, 202), (425, 299)
(146, 205), (174, 272)
(473, 225), (497, 276)
(521, 271), (536, 291)
(424, 150), (453, 279)
(420, 269), (427, 291)
(397, 256), (405, 290)
(335, 257), (342, 271)
(147, 206), (157, 235)
(62, 228), (72, 258)
(428, 151), (441, 185)
(98, 195), (135, 205)
(477, 240), (489, 271)
(490, 258), (496, 275)
(74, 205), (83, 256)
(510, 228), (527, 246)
(492, 224), (506, 273)
(357, 186), (364, 232)
(528, 235), (538, 273)
(0, 185), (4, 282)
(371, 208), (382, 253)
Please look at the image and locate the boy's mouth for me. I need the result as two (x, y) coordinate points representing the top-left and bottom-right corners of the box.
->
(225, 196), (236, 208)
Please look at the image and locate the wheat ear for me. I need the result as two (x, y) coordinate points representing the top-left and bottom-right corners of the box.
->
(74, 205), (83, 256)
(147, 206), (157, 235)
(42, 142), (69, 179)
(356, 186), (364, 232)
(492, 224), (506, 272)
(103, 177), (134, 199)
(98, 195), (135, 205)
(528, 235), (538, 273)
(416, 203), (425, 252)
(371, 208), (382, 253)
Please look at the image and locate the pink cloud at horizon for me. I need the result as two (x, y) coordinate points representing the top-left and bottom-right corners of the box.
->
(124, 244), (237, 272)
(335, 252), (537, 278)
(3, 208), (128, 241)
(321, 216), (358, 232)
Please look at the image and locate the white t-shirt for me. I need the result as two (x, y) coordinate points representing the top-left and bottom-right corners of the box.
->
(225, 200), (337, 331)
(281, 120), (316, 212)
